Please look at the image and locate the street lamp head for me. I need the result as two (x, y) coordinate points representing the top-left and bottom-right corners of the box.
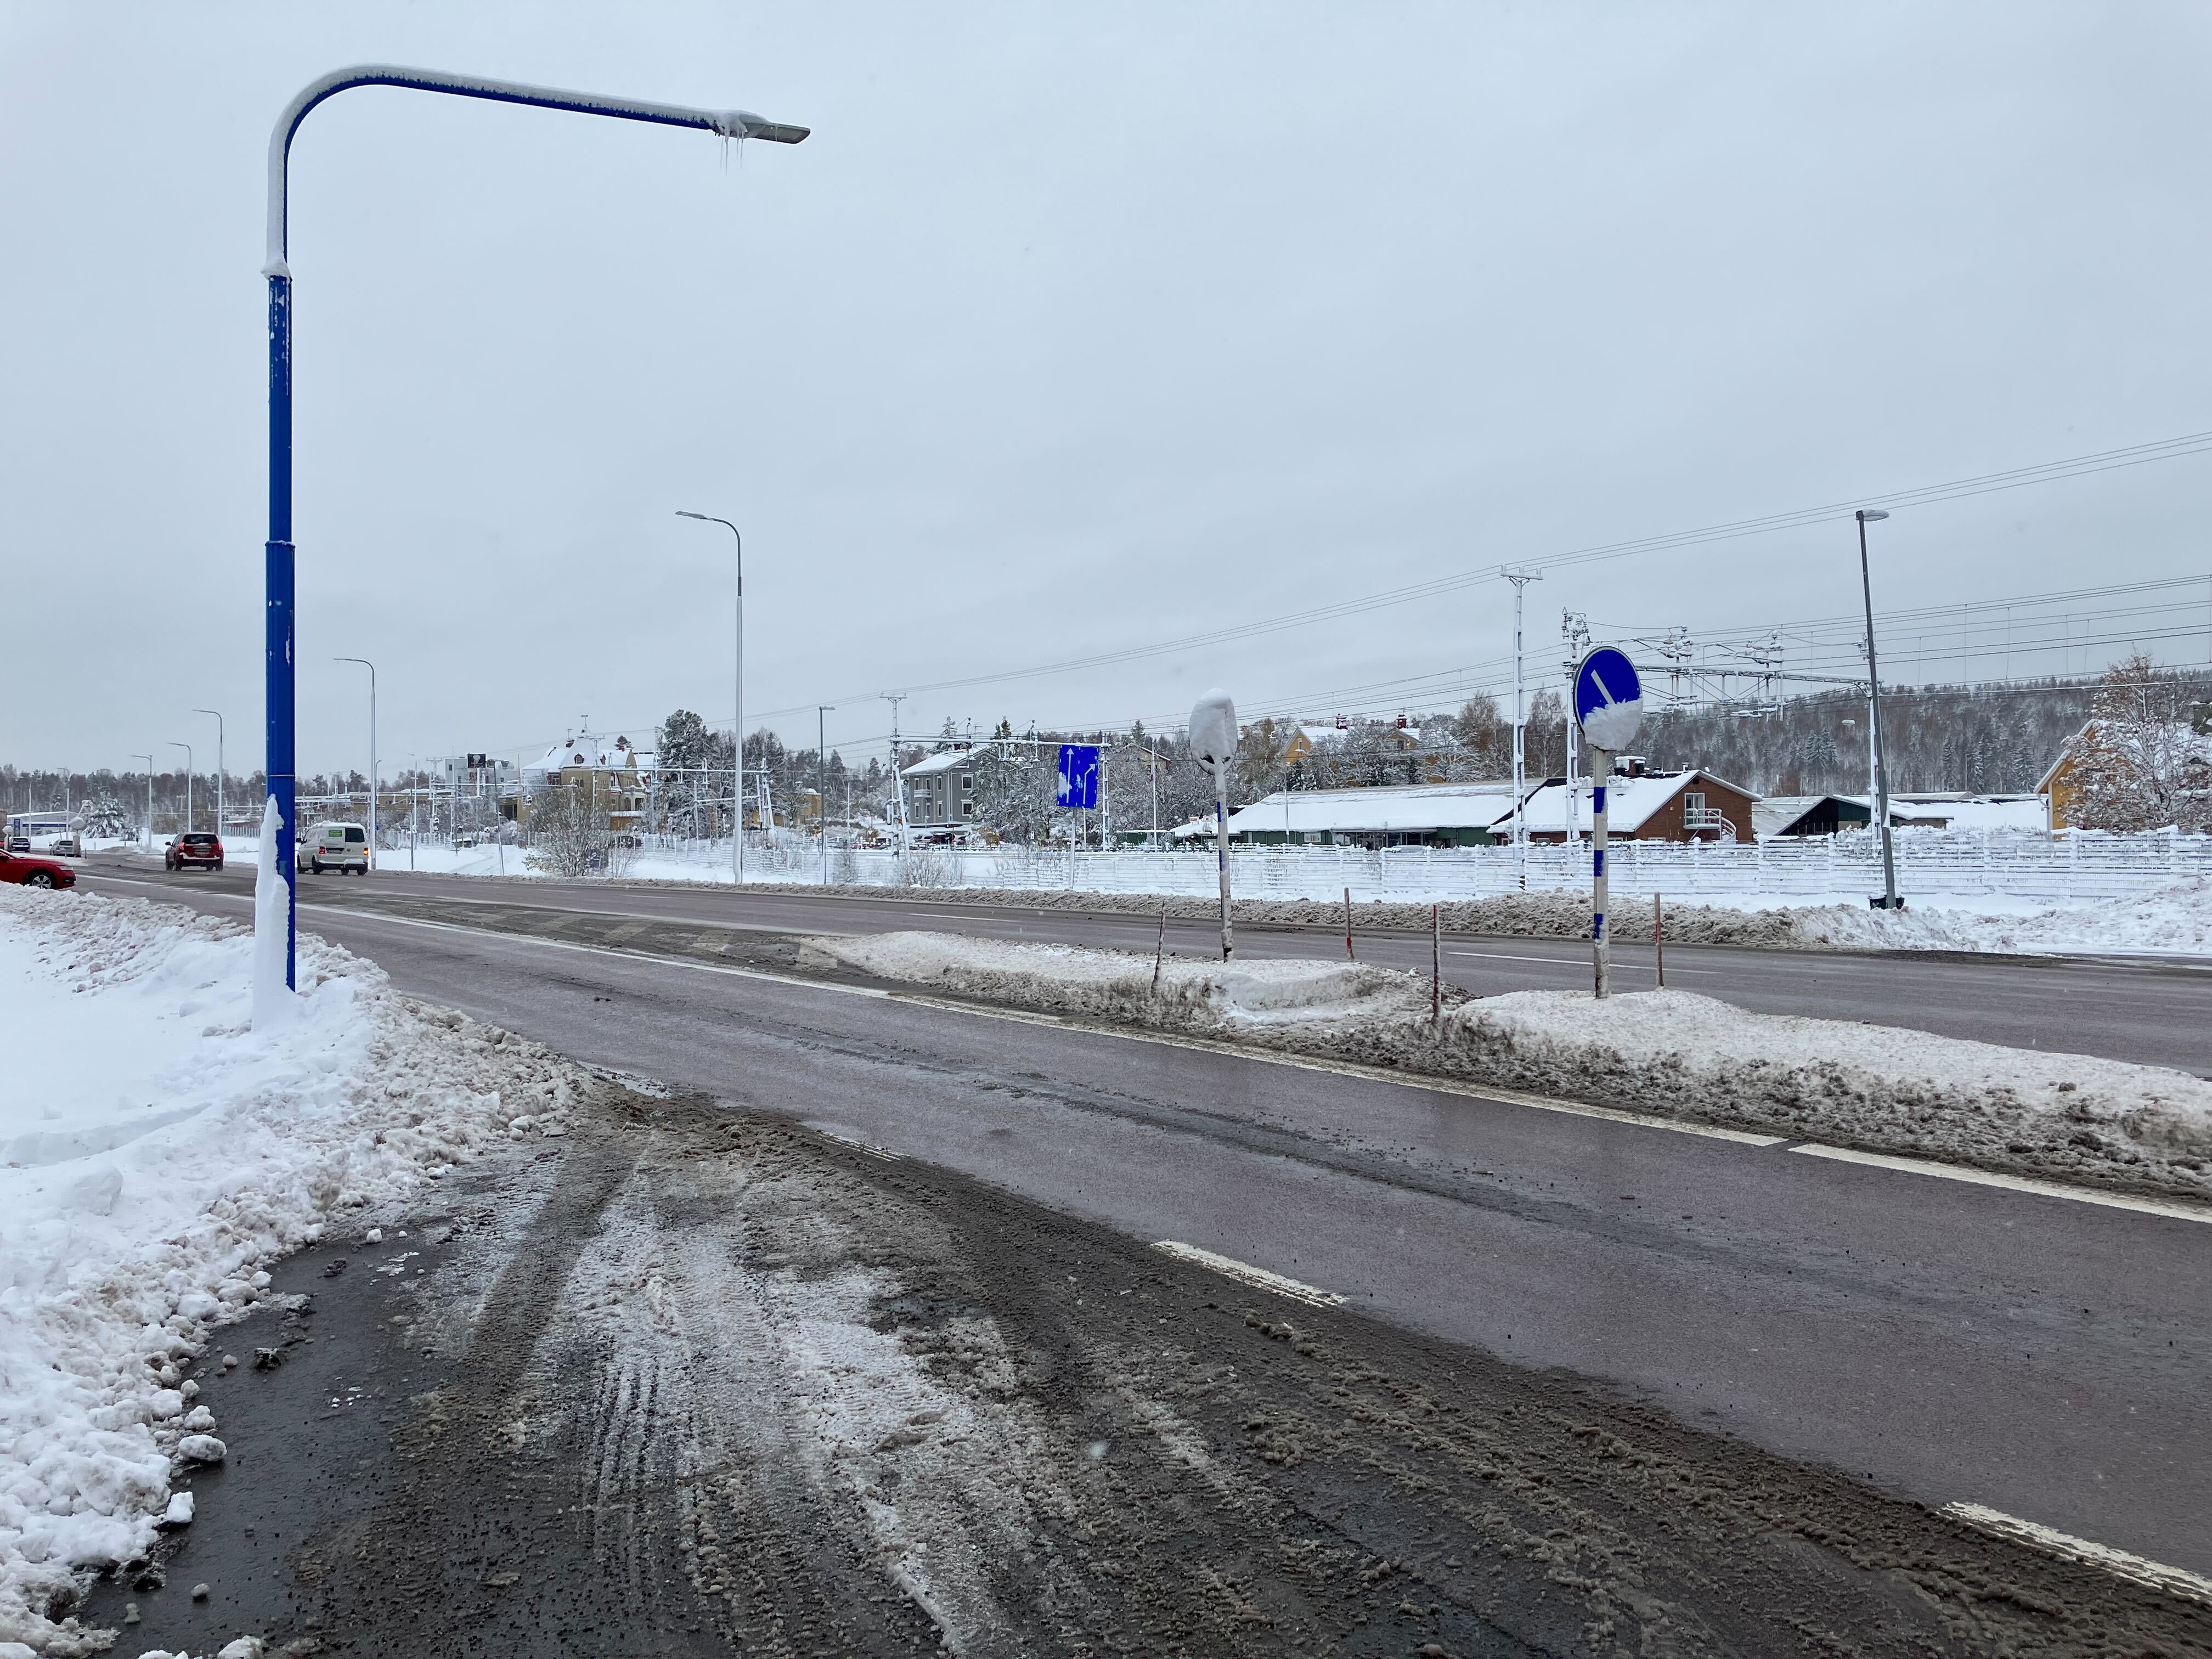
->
(715, 112), (809, 145)
(676, 511), (710, 521)
(1856, 509), (1890, 523)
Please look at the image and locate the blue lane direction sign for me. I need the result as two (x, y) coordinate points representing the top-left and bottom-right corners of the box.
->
(1573, 647), (1645, 752)
(1057, 744), (1101, 810)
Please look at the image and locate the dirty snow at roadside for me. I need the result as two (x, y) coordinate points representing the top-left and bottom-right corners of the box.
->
(0, 889), (582, 1655)
(811, 930), (2212, 1202)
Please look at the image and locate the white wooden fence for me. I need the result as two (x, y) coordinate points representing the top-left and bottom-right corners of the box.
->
(799, 830), (2212, 906)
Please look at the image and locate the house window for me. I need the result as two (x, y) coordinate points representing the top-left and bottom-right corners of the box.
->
(962, 775), (973, 792)
(1684, 792), (1705, 814)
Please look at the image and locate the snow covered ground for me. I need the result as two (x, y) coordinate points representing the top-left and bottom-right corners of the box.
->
(0, 889), (587, 1656)
(808, 931), (2212, 1203)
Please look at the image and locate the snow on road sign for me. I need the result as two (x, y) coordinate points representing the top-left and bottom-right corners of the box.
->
(1057, 744), (1101, 810)
(1574, 647), (1644, 752)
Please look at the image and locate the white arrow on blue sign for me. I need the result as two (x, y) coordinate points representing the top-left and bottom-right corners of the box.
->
(1056, 744), (1101, 809)
(1573, 647), (1645, 752)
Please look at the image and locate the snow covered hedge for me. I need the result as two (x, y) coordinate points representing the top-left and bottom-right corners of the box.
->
(806, 932), (2212, 1203)
(0, 889), (586, 1656)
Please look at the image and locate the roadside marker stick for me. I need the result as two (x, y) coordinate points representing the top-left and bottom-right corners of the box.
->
(1153, 899), (1167, 993)
(1654, 891), (1664, 989)
(1344, 886), (1355, 961)
(1431, 902), (1441, 1024)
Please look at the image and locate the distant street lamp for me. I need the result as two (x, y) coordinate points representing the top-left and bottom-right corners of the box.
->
(166, 741), (194, 834)
(259, 69), (808, 987)
(1855, 509), (1901, 910)
(676, 512), (747, 887)
(129, 754), (154, 851)
(191, 709), (224, 838)
(817, 704), (836, 886)
(335, 658), (377, 871)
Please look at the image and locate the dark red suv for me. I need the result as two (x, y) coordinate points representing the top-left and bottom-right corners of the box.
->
(166, 833), (224, 872)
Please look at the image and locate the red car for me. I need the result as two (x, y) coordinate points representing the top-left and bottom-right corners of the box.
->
(166, 833), (224, 872)
(0, 849), (76, 889)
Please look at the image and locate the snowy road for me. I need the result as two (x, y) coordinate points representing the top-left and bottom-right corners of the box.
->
(83, 855), (2212, 1074)
(74, 863), (2212, 1585)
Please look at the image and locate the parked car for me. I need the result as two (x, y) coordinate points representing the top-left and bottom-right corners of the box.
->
(5, 836), (28, 855)
(165, 832), (224, 872)
(0, 848), (77, 889)
(307, 822), (370, 875)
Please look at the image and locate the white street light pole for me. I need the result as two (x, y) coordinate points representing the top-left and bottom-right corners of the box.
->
(191, 709), (224, 838)
(1855, 510), (1901, 910)
(129, 754), (154, 851)
(166, 742), (193, 834)
(675, 512), (745, 887)
(1502, 567), (1542, 889)
(335, 658), (376, 871)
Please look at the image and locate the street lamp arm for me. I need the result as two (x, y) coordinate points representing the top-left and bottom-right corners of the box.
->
(266, 66), (809, 274)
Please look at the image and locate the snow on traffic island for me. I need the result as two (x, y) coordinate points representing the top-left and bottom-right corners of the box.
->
(806, 930), (2212, 1205)
(0, 888), (586, 1657)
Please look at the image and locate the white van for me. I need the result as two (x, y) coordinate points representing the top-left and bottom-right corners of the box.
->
(307, 822), (370, 875)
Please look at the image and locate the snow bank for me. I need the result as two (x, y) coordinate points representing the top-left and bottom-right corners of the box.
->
(803, 931), (1428, 1030)
(0, 889), (584, 1654)
(810, 932), (2212, 1203)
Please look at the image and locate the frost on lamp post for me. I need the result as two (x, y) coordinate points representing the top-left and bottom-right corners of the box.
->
(1189, 688), (1238, 962)
(256, 67), (806, 992)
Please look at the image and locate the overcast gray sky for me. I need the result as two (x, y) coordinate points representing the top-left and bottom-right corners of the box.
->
(4, 2), (2210, 777)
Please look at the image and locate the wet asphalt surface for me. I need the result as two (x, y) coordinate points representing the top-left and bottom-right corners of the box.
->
(82, 1091), (2212, 1658)
(78, 855), (2212, 1075)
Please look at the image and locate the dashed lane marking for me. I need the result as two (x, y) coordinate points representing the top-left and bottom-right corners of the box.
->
(1792, 1143), (2212, 1226)
(815, 1128), (902, 1161)
(1943, 1503), (2212, 1606)
(1152, 1241), (1346, 1307)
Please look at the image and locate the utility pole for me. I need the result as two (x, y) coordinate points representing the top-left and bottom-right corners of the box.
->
(882, 692), (909, 858)
(193, 710), (225, 837)
(817, 704), (836, 886)
(1502, 567), (1541, 889)
(335, 658), (377, 871)
(1856, 509), (1901, 909)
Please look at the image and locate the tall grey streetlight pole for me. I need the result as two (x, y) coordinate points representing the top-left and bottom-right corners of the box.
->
(676, 512), (746, 887)
(191, 709), (224, 837)
(166, 742), (194, 834)
(817, 704), (836, 885)
(129, 754), (154, 851)
(335, 658), (377, 871)
(1855, 509), (1901, 910)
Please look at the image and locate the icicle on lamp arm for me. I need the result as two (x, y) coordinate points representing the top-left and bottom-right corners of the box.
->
(261, 68), (806, 987)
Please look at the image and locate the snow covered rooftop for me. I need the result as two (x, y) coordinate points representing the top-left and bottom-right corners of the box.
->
(524, 734), (656, 778)
(1174, 782), (1518, 838)
(1515, 770), (1755, 836)
(901, 748), (978, 778)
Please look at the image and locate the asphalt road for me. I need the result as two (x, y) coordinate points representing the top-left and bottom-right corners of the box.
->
(82, 853), (2212, 1074)
(79, 859), (2212, 1582)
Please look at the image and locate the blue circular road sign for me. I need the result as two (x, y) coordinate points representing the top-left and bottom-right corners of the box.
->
(1573, 646), (1645, 751)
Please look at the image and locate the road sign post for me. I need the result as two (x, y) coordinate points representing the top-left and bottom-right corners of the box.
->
(1189, 690), (1238, 961)
(1057, 744), (1100, 890)
(1572, 647), (1644, 1001)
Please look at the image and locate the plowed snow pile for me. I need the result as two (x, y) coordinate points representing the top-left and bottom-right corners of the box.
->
(800, 931), (1431, 1029)
(0, 889), (586, 1655)
(809, 931), (2212, 1203)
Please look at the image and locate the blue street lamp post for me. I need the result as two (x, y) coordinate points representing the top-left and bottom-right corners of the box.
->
(261, 67), (806, 985)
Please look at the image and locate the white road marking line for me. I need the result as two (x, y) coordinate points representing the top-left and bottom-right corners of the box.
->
(1942, 1503), (2212, 1606)
(1153, 1241), (1346, 1307)
(87, 884), (2205, 1222)
(1449, 947), (1719, 977)
(1792, 1144), (2212, 1226)
(816, 1128), (902, 1161)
